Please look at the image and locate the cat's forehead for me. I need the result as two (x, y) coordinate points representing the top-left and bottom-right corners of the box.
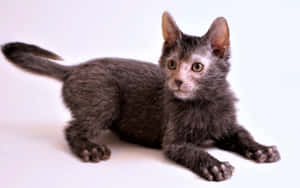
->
(179, 34), (209, 58)
(188, 53), (211, 65)
(166, 34), (210, 60)
(167, 46), (211, 65)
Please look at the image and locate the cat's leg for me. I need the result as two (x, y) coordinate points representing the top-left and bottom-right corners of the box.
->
(65, 120), (112, 162)
(215, 126), (280, 163)
(63, 72), (120, 162)
(163, 143), (234, 181)
(64, 97), (120, 162)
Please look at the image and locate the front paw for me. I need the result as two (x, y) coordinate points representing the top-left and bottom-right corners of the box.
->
(71, 143), (111, 163)
(200, 162), (234, 181)
(245, 146), (280, 163)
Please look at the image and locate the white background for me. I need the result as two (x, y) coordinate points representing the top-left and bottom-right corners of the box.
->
(0, 0), (299, 187)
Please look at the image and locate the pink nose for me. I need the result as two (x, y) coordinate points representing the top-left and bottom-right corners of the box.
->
(174, 79), (183, 88)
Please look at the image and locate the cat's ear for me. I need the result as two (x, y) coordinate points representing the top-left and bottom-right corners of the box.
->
(206, 17), (230, 57)
(162, 11), (181, 44)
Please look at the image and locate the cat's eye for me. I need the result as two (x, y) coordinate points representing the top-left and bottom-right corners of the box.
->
(191, 62), (204, 72)
(167, 60), (177, 70)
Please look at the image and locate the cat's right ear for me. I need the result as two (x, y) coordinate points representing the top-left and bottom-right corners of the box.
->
(162, 12), (181, 45)
(206, 17), (230, 58)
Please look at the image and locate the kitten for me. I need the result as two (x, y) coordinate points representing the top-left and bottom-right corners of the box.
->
(2, 12), (280, 181)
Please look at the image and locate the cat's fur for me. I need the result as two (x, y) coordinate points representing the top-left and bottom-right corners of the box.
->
(2, 12), (280, 181)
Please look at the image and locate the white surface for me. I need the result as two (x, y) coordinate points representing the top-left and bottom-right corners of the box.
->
(0, 0), (299, 187)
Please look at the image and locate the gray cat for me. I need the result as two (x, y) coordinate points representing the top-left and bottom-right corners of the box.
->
(2, 12), (280, 181)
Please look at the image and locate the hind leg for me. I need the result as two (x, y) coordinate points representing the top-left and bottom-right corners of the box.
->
(65, 120), (112, 162)
(63, 69), (120, 162)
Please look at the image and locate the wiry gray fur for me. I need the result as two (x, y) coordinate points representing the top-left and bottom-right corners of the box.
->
(2, 42), (69, 80)
(2, 12), (280, 182)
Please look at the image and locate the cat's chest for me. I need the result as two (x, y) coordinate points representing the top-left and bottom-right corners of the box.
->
(173, 102), (224, 143)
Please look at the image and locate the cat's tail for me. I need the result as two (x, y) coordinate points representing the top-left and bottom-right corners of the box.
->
(2, 42), (71, 81)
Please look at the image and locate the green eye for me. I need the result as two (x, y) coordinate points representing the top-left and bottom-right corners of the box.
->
(167, 60), (177, 70)
(192, 62), (204, 72)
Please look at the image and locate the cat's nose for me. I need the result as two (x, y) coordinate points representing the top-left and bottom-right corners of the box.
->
(174, 79), (183, 88)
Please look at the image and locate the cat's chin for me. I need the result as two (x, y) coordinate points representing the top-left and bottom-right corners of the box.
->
(173, 90), (194, 100)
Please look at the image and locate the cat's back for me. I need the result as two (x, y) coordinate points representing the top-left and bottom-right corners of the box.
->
(77, 57), (159, 71)
(71, 57), (160, 80)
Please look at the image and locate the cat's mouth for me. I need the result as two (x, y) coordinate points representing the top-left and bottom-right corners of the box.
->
(168, 84), (193, 99)
(172, 87), (190, 93)
(174, 89), (185, 93)
(172, 89), (192, 99)
(171, 88), (183, 92)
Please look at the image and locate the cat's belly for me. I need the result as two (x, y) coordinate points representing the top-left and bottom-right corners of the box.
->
(114, 118), (163, 149)
(111, 94), (164, 149)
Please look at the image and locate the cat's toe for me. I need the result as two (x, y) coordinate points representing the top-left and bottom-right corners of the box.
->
(99, 145), (111, 160)
(80, 149), (91, 162)
(202, 168), (214, 181)
(266, 146), (280, 162)
(201, 162), (234, 181)
(91, 148), (101, 162)
(246, 146), (280, 163)
(78, 144), (111, 163)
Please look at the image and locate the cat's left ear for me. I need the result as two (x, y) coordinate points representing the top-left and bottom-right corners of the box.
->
(206, 17), (230, 58)
(162, 11), (181, 45)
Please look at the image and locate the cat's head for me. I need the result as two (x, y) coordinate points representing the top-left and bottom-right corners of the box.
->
(159, 12), (231, 101)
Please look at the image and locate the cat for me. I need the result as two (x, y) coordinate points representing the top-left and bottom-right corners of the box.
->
(2, 12), (280, 181)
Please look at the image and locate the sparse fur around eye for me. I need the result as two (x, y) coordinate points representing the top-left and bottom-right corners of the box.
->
(167, 60), (177, 70)
(159, 32), (230, 101)
(191, 62), (204, 72)
(2, 12), (280, 182)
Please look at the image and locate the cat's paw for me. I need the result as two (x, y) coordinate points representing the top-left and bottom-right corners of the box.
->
(200, 162), (234, 181)
(245, 146), (280, 163)
(78, 144), (111, 163)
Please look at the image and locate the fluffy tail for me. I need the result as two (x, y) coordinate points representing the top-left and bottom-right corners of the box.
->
(2, 42), (71, 81)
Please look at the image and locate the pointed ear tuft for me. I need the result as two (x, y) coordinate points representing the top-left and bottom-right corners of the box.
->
(207, 17), (230, 57)
(162, 11), (181, 44)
